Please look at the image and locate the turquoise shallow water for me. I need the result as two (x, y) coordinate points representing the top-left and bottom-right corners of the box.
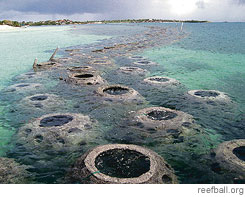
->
(0, 25), (110, 156)
(0, 25), (110, 90)
(143, 23), (245, 109)
(0, 23), (244, 183)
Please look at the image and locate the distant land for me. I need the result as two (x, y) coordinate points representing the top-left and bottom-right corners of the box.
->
(0, 19), (210, 27)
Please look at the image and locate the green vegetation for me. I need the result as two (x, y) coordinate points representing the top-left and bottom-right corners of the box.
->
(0, 20), (21, 27)
(0, 18), (209, 27)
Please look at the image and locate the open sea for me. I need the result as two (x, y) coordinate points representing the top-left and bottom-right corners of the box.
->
(0, 22), (244, 183)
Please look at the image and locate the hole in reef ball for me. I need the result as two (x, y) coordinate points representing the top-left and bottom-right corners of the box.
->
(95, 149), (150, 178)
(137, 60), (151, 65)
(39, 115), (73, 127)
(16, 84), (30, 88)
(30, 95), (48, 101)
(182, 122), (192, 127)
(149, 77), (169, 82)
(35, 135), (44, 143)
(94, 60), (107, 64)
(233, 146), (245, 161)
(74, 74), (94, 79)
(194, 91), (220, 98)
(48, 62), (56, 66)
(162, 175), (172, 183)
(147, 110), (177, 121)
(25, 128), (32, 134)
(103, 86), (129, 95)
(125, 68), (136, 71)
(132, 56), (143, 59)
(72, 66), (89, 70)
(34, 103), (43, 108)
(25, 73), (35, 76)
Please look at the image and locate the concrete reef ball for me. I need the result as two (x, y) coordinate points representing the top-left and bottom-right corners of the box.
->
(68, 144), (178, 184)
(0, 157), (29, 184)
(215, 139), (245, 178)
(119, 67), (147, 75)
(6, 83), (42, 92)
(33, 61), (61, 71)
(67, 72), (106, 85)
(18, 113), (97, 151)
(89, 59), (112, 65)
(21, 94), (63, 110)
(133, 60), (156, 66)
(65, 49), (81, 52)
(14, 72), (38, 81)
(67, 66), (95, 73)
(97, 85), (142, 102)
(188, 90), (230, 102)
(52, 57), (73, 64)
(133, 107), (194, 132)
(144, 76), (180, 86)
(129, 55), (146, 60)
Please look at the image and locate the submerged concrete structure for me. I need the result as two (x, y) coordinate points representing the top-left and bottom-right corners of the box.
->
(144, 76), (180, 86)
(188, 90), (230, 102)
(97, 84), (143, 103)
(133, 60), (156, 66)
(215, 139), (245, 179)
(128, 107), (199, 143)
(67, 66), (96, 73)
(0, 157), (29, 184)
(67, 72), (106, 85)
(6, 83), (42, 92)
(18, 113), (98, 152)
(119, 67), (147, 75)
(67, 144), (178, 184)
(21, 94), (63, 110)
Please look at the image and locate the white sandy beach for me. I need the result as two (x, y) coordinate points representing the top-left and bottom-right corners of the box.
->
(0, 25), (24, 32)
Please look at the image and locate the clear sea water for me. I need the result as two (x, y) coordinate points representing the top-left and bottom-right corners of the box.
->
(0, 23), (244, 183)
(0, 25), (111, 156)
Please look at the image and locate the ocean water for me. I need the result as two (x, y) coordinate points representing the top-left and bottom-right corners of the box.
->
(0, 25), (110, 156)
(143, 23), (245, 111)
(0, 25), (111, 90)
(0, 23), (244, 184)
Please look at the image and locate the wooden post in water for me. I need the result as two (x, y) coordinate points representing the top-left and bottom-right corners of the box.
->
(49, 47), (59, 61)
(33, 58), (38, 68)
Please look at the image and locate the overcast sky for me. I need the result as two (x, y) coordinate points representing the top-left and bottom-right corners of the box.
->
(0, 0), (244, 22)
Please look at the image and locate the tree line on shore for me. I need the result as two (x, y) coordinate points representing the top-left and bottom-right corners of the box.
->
(0, 19), (209, 27)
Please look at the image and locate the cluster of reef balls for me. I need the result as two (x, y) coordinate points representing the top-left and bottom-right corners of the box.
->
(0, 25), (243, 184)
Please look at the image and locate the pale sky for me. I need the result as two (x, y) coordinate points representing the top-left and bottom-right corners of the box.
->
(0, 0), (245, 22)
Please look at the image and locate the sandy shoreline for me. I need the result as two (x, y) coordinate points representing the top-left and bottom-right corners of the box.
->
(0, 25), (27, 32)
